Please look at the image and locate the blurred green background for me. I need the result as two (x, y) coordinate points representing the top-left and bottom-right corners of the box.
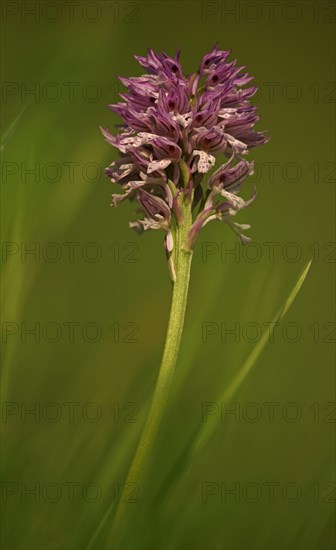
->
(1, 1), (335, 549)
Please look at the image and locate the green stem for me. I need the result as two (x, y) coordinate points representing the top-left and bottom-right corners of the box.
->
(107, 203), (193, 547)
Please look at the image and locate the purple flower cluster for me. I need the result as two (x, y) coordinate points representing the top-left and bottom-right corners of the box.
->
(101, 45), (268, 254)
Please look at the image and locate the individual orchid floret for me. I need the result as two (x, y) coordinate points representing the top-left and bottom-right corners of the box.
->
(101, 45), (268, 280)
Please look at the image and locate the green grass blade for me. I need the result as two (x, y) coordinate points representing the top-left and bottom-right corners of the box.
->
(195, 259), (312, 450)
(155, 260), (312, 505)
(1, 106), (28, 151)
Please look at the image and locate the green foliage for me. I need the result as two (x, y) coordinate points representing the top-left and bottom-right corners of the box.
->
(1, 4), (334, 550)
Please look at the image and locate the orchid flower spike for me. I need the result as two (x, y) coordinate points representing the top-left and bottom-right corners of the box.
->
(101, 45), (269, 279)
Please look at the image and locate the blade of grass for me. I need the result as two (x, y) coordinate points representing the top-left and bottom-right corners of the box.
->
(1, 106), (28, 152)
(154, 260), (312, 506)
(195, 259), (312, 450)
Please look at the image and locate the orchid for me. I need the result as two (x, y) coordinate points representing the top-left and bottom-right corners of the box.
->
(101, 46), (268, 545)
(102, 45), (268, 281)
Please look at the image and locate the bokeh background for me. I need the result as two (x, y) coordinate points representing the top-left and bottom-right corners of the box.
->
(1, 1), (335, 548)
